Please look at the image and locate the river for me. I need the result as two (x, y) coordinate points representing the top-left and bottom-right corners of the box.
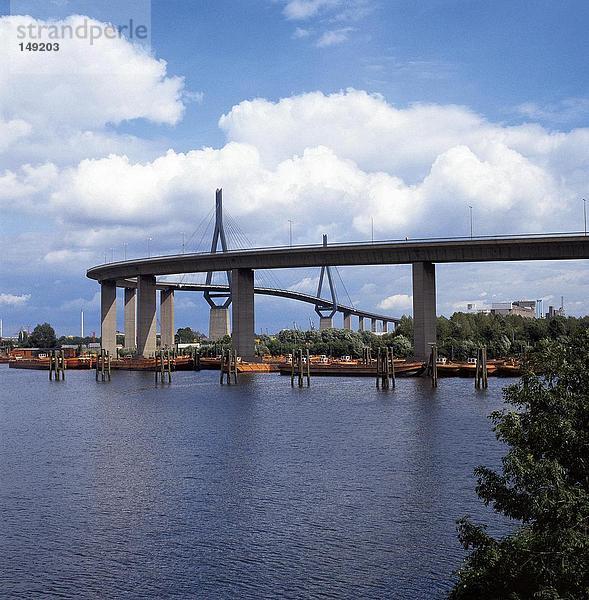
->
(0, 366), (514, 599)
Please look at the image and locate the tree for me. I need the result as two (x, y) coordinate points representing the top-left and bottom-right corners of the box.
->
(176, 327), (204, 343)
(450, 331), (589, 598)
(28, 323), (58, 348)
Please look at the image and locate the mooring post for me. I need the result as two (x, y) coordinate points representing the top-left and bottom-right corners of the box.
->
(305, 349), (311, 386)
(390, 346), (396, 388)
(219, 350), (225, 385)
(107, 350), (111, 381)
(432, 344), (438, 388)
(298, 349), (303, 388)
(475, 347), (481, 389)
(482, 346), (488, 389)
(290, 348), (295, 387)
(61, 349), (66, 380)
(384, 347), (391, 390)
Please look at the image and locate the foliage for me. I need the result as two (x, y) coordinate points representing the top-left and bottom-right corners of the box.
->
(27, 323), (58, 348)
(450, 331), (589, 599)
(176, 327), (205, 343)
(260, 328), (413, 358)
(436, 313), (589, 360)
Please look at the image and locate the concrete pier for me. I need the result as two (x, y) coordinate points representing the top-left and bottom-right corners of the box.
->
(412, 261), (437, 361)
(319, 317), (333, 330)
(231, 268), (255, 361)
(358, 316), (365, 331)
(124, 287), (136, 349)
(343, 312), (352, 330)
(371, 318), (377, 332)
(137, 275), (157, 357)
(209, 307), (230, 340)
(100, 281), (117, 354)
(382, 321), (388, 333)
(160, 289), (175, 348)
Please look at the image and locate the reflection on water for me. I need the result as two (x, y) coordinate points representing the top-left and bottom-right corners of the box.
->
(0, 367), (513, 599)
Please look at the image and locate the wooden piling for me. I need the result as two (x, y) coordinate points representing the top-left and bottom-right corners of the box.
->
(390, 346), (396, 389)
(430, 344), (438, 388)
(220, 349), (238, 385)
(376, 347), (381, 389)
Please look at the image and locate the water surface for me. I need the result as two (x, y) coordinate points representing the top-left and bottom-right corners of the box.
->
(0, 366), (514, 599)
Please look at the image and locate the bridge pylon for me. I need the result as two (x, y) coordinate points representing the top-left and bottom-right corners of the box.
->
(204, 189), (232, 339)
(314, 234), (338, 329)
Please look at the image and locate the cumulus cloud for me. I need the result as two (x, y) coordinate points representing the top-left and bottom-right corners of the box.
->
(378, 294), (412, 311)
(4, 88), (588, 257)
(0, 15), (185, 129)
(0, 293), (31, 306)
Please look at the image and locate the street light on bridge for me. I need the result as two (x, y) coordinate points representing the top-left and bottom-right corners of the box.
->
(583, 198), (586, 236)
(147, 237), (152, 257)
(468, 205), (473, 239)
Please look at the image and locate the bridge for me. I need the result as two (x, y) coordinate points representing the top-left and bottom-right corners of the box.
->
(88, 232), (589, 361)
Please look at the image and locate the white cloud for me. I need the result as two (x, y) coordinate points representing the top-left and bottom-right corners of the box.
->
(377, 294), (412, 311)
(316, 27), (353, 47)
(0, 118), (32, 151)
(289, 276), (320, 293)
(3, 88), (588, 256)
(293, 27), (311, 39)
(0, 15), (185, 129)
(283, 0), (340, 20)
(516, 97), (589, 124)
(0, 293), (31, 306)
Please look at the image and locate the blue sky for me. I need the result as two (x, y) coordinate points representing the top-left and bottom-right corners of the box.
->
(1, 0), (588, 337)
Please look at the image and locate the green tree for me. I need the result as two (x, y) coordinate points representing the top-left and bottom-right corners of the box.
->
(176, 327), (204, 343)
(28, 323), (58, 348)
(450, 332), (589, 598)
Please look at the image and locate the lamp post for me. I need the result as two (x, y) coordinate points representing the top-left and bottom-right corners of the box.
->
(123, 242), (127, 260)
(371, 216), (374, 244)
(181, 232), (185, 253)
(583, 199), (586, 236)
(288, 220), (293, 247)
(468, 205), (473, 239)
(147, 237), (152, 258)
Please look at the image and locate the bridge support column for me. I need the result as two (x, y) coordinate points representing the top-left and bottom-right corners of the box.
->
(343, 312), (352, 330)
(160, 289), (175, 348)
(209, 307), (230, 340)
(319, 317), (333, 330)
(101, 280), (117, 354)
(124, 287), (136, 349)
(231, 268), (255, 361)
(358, 316), (365, 331)
(137, 275), (157, 357)
(382, 320), (388, 333)
(371, 318), (377, 332)
(412, 261), (437, 361)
